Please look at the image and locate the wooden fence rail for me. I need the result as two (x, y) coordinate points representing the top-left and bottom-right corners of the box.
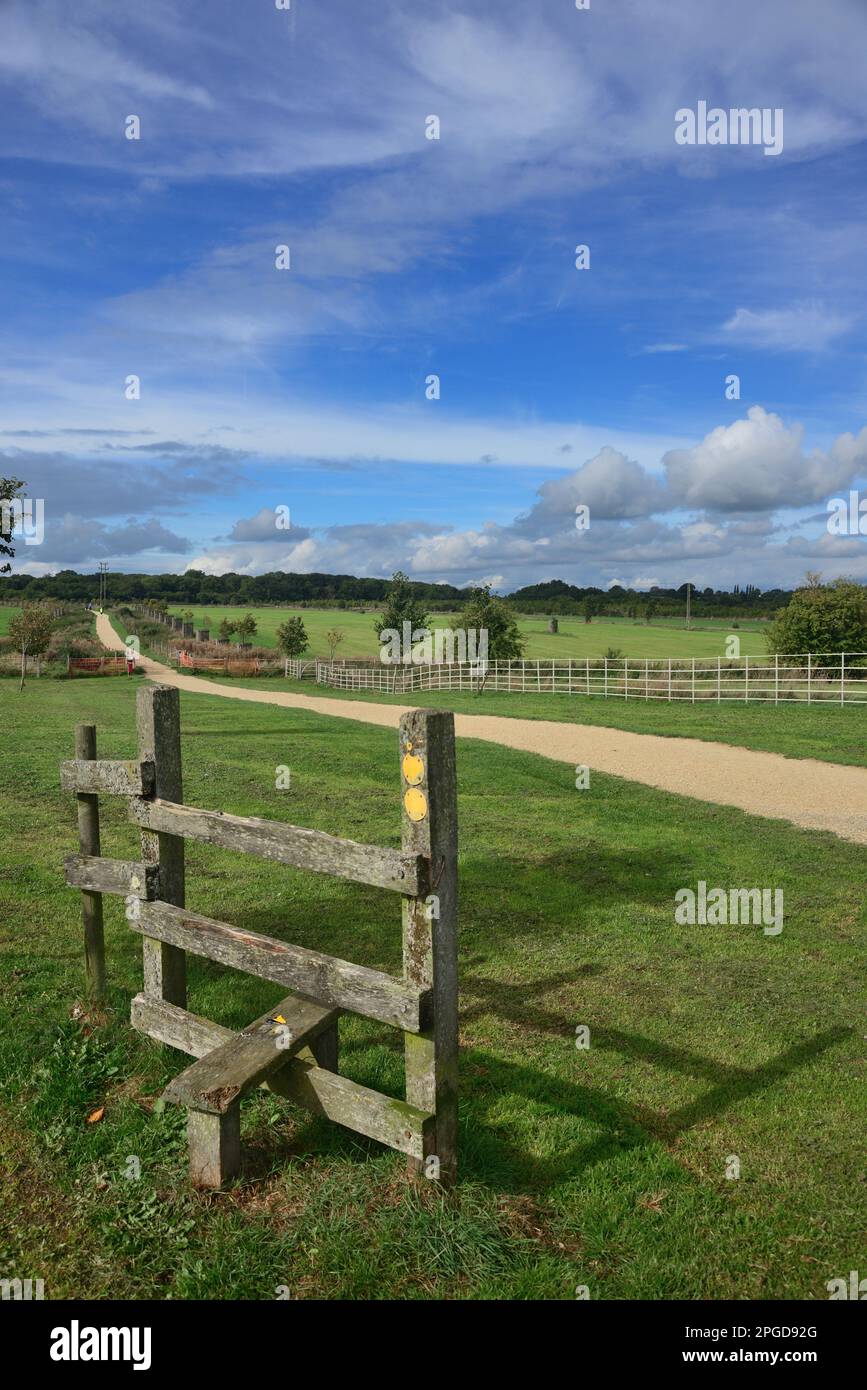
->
(61, 684), (458, 1190)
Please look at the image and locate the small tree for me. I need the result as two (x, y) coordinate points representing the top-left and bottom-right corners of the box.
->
(766, 578), (867, 658)
(325, 628), (344, 661)
(374, 571), (429, 647)
(218, 617), (236, 643)
(276, 616), (309, 659)
(454, 584), (524, 691)
(9, 604), (54, 691)
(582, 597), (596, 624)
(456, 585), (524, 661)
(235, 612), (258, 644)
(1, 475), (25, 574)
(644, 599), (658, 625)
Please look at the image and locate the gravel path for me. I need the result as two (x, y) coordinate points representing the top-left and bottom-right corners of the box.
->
(98, 613), (867, 845)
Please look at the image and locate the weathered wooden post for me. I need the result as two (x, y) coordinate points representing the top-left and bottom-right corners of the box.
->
(75, 723), (106, 1002)
(136, 686), (186, 1007)
(399, 709), (458, 1187)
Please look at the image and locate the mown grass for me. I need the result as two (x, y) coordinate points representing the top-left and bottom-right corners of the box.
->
(195, 670), (867, 769)
(161, 605), (770, 660)
(0, 675), (863, 1300)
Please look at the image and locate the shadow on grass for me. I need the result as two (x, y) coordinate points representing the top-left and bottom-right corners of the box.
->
(454, 1024), (851, 1193)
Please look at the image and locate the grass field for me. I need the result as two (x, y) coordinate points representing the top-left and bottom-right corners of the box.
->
(163, 605), (770, 660)
(0, 673), (863, 1299)
(0, 606), (20, 636)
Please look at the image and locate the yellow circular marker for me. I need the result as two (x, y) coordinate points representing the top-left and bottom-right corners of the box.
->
(404, 787), (428, 822)
(402, 752), (425, 786)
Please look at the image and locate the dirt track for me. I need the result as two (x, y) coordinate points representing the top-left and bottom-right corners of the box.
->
(97, 613), (867, 845)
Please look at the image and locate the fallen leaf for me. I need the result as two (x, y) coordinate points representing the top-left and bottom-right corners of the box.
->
(87, 1106), (105, 1124)
(639, 1190), (668, 1212)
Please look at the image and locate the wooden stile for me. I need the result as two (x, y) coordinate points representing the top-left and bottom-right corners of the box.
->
(62, 692), (459, 1191)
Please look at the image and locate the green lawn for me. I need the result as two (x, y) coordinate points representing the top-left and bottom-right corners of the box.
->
(0, 674), (863, 1299)
(161, 605), (769, 660)
(0, 606), (20, 636)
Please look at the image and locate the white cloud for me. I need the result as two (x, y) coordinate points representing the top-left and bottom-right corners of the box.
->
(720, 302), (854, 351)
(663, 406), (860, 511)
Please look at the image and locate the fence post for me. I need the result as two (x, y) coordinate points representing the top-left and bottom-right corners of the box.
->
(668, 658), (672, 701)
(691, 658), (695, 703)
(585, 658), (590, 695)
(717, 656), (721, 703)
(400, 708), (458, 1188)
(744, 654), (749, 703)
(807, 652), (812, 704)
(604, 657), (608, 698)
(645, 658), (649, 700)
(774, 654), (779, 705)
(136, 685), (186, 1006)
(841, 652), (846, 706)
(74, 723), (106, 1003)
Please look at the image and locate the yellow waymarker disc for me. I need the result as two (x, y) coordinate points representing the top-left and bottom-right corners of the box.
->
(402, 752), (424, 786)
(403, 787), (428, 822)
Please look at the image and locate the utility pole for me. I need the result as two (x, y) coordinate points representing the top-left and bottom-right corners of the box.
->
(685, 582), (691, 630)
(98, 561), (108, 611)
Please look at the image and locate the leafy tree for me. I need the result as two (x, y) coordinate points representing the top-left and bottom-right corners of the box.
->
(766, 578), (867, 658)
(9, 604), (54, 691)
(325, 628), (345, 661)
(276, 615), (309, 658)
(374, 571), (429, 642)
(235, 612), (258, 644)
(454, 584), (524, 661)
(644, 599), (658, 624)
(582, 597), (596, 624)
(218, 617), (236, 642)
(1, 475), (25, 575)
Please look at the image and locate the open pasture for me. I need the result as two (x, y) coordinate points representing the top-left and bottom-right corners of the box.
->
(164, 605), (770, 660)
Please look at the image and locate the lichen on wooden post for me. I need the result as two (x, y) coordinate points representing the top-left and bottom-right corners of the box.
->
(75, 723), (106, 1003)
(399, 708), (458, 1187)
(136, 685), (186, 1006)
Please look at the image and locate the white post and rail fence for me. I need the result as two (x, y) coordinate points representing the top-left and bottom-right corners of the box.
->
(299, 653), (866, 706)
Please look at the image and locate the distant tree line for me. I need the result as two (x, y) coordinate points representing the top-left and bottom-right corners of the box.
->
(1, 567), (796, 617)
(0, 568), (468, 609)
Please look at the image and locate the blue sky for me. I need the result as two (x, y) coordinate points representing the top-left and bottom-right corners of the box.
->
(2, 0), (867, 591)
